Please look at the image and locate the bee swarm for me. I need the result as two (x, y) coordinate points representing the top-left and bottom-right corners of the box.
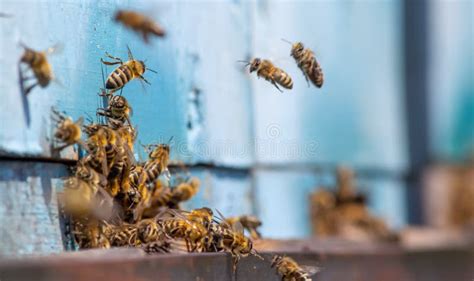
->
(57, 84), (265, 273)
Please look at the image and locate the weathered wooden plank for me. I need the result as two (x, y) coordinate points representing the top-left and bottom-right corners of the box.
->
(0, 161), (69, 256)
(0, 0), (255, 167)
(0, 242), (472, 281)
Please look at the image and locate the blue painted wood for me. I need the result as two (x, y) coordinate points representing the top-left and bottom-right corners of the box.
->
(181, 168), (254, 217)
(254, 169), (406, 238)
(429, 1), (474, 161)
(0, 0), (255, 167)
(0, 161), (69, 256)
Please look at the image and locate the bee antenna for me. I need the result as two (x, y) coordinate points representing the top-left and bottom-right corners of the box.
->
(281, 38), (293, 45)
(146, 67), (158, 74)
(237, 60), (250, 67)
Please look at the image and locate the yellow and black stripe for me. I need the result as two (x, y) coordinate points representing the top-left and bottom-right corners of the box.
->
(274, 70), (293, 89)
(106, 65), (133, 89)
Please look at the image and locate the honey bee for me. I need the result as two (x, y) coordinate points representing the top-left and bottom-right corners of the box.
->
(101, 46), (156, 91)
(271, 255), (319, 281)
(179, 207), (213, 229)
(242, 58), (293, 92)
(114, 10), (166, 44)
(83, 127), (109, 176)
(105, 222), (139, 247)
(283, 39), (324, 88)
(168, 177), (200, 208)
(137, 218), (162, 244)
(210, 210), (263, 272)
(161, 211), (211, 252)
(51, 109), (87, 152)
(73, 220), (111, 249)
(225, 215), (262, 240)
(19, 43), (59, 95)
(97, 94), (132, 126)
(142, 240), (172, 254)
(141, 140), (172, 185)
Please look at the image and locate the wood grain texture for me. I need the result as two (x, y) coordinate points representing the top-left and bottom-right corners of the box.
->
(0, 161), (69, 256)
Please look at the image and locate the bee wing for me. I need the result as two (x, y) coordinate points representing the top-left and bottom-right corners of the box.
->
(232, 220), (245, 234)
(45, 43), (63, 56)
(126, 45), (134, 61)
(214, 209), (233, 229)
(300, 265), (321, 277)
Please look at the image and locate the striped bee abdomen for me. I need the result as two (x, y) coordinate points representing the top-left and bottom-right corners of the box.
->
(106, 64), (133, 89)
(273, 70), (293, 89)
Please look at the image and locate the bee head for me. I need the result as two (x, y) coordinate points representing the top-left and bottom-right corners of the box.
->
(249, 58), (261, 73)
(292, 42), (305, 55)
(138, 60), (146, 73)
(114, 10), (125, 22)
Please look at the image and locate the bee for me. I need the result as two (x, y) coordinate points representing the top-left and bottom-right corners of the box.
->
(114, 10), (166, 44)
(97, 94), (132, 126)
(73, 220), (111, 249)
(137, 218), (162, 244)
(141, 139), (172, 185)
(62, 177), (96, 217)
(161, 211), (211, 252)
(210, 210), (263, 272)
(101, 46), (156, 91)
(84, 127), (109, 176)
(283, 39), (324, 88)
(142, 240), (172, 254)
(51, 109), (87, 152)
(271, 255), (319, 281)
(185, 207), (213, 228)
(225, 215), (262, 240)
(168, 177), (200, 208)
(75, 160), (107, 189)
(106, 222), (139, 247)
(142, 180), (173, 218)
(19, 43), (59, 95)
(242, 58), (293, 92)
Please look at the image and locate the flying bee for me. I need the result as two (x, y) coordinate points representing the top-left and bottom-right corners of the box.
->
(97, 94), (132, 126)
(225, 215), (262, 240)
(101, 46), (156, 92)
(271, 255), (320, 281)
(19, 43), (59, 95)
(283, 39), (324, 88)
(114, 10), (166, 44)
(168, 177), (200, 209)
(51, 109), (88, 152)
(241, 58), (293, 92)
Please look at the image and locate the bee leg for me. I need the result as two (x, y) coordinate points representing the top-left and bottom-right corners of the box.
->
(139, 75), (151, 85)
(101, 58), (122, 66)
(271, 81), (283, 93)
(104, 52), (123, 64)
(305, 75), (310, 87)
(53, 143), (71, 152)
(24, 82), (38, 95)
(142, 31), (150, 44)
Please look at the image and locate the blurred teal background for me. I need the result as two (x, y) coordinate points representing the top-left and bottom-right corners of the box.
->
(0, 0), (472, 244)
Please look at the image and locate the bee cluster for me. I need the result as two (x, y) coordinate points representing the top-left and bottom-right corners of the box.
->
(310, 167), (398, 242)
(55, 89), (264, 272)
(20, 8), (320, 280)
